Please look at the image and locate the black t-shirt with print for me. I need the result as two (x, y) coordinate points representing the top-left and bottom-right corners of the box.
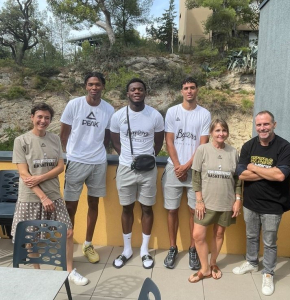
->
(239, 135), (290, 214)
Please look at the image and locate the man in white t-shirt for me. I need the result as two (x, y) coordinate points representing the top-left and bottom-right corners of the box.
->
(162, 77), (211, 269)
(110, 78), (164, 269)
(60, 72), (114, 264)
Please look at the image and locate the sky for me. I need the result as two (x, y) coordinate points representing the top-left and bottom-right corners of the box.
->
(0, 0), (179, 38)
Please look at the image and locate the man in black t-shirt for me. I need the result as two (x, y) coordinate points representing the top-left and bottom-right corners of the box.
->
(232, 111), (290, 296)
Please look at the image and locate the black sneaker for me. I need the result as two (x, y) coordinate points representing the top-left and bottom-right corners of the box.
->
(189, 247), (201, 270)
(164, 246), (178, 269)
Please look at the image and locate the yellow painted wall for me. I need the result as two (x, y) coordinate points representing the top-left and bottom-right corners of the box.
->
(2, 161), (290, 256)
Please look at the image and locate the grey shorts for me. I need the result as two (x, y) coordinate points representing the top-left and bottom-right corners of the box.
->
(64, 161), (107, 201)
(116, 164), (157, 206)
(162, 163), (196, 210)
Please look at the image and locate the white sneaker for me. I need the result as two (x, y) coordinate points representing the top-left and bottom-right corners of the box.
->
(232, 261), (258, 275)
(262, 274), (274, 296)
(68, 269), (89, 286)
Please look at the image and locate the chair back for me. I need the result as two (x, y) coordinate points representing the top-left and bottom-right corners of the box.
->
(13, 220), (67, 270)
(0, 170), (19, 203)
(138, 277), (161, 300)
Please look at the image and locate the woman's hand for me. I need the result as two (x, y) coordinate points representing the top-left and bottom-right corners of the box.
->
(41, 197), (55, 212)
(195, 202), (206, 220)
(232, 200), (242, 217)
(23, 175), (43, 188)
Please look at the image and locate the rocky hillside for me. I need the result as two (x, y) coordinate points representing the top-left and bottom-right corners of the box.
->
(0, 56), (255, 152)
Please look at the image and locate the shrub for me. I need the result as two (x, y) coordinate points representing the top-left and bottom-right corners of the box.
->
(239, 89), (250, 95)
(105, 67), (140, 99)
(4, 86), (28, 100)
(0, 127), (25, 151)
(157, 149), (168, 157)
(0, 58), (18, 68)
(32, 76), (62, 92)
(241, 98), (254, 113)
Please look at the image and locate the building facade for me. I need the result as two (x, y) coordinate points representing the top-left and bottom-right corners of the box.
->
(253, 0), (290, 141)
(178, 0), (258, 48)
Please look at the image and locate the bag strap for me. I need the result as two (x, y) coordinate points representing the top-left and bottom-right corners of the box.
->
(126, 106), (134, 157)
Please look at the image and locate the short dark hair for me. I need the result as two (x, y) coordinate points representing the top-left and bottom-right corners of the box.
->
(256, 110), (275, 123)
(84, 71), (106, 85)
(126, 78), (147, 92)
(181, 77), (198, 89)
(209, 118), (229, 135)
(31, 103), (55, 120)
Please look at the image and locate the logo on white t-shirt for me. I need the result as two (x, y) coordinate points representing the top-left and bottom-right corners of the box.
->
(176, 117), (181, 121)
(176, 129), (196, 141)
(82, 112), (99, 127)
(86, 112), (96, 120)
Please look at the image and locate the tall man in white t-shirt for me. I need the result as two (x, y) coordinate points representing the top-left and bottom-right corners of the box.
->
(60, 72), (114, 263)
(110, 78), (164, 269)
(162, 77), (211, 269)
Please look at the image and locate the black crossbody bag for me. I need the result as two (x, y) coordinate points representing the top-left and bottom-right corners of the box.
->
(126, 106), (156, 171)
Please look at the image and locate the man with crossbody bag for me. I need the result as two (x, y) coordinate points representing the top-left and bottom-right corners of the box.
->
(110, 78), (164, 269)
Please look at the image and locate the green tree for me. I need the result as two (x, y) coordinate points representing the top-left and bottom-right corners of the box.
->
(48, 0), (152, 47)
(185, 0), (260, 53)
(110, 0), (152, 45)
(48, 0), (115, 46)
(146, 0), (178, 52)
(81, 40), (95, 61)
(43, 11), (72, 60)
(0, 0), (44, 64)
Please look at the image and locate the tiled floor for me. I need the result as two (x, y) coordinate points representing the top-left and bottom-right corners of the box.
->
(1, 238), (290, 299)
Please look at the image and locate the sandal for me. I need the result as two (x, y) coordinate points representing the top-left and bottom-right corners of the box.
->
(141, 254), (154, 269)
(113, 254), (132, 269)
(211, 265), (222, 280)
(188, 271), (212, 283)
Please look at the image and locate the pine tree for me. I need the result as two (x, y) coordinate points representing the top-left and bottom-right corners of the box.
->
(146, 0), (178, 52)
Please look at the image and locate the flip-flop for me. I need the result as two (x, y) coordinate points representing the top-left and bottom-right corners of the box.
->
(188, 271), (212, 283)
(211, 265), (222, 280)
(141, 254), (154, 269)
(112, 254), (132, 269)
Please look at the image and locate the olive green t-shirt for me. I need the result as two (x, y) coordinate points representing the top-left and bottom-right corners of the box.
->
(13, 131), (63, 203)
(192, 143), (239, 211)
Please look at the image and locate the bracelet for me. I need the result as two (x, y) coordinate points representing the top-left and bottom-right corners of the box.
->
(41, 196), (48, 203)
(236, 197), (241, 201)
(196, 200), (204, 204)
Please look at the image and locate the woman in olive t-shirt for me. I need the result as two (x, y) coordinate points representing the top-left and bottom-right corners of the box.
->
(188, 119), (242, 283)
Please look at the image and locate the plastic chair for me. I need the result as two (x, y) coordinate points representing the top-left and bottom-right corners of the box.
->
(138, 277), (161, 300)
(0, 170), (19, 237)
(0, 170), (19, 202)
(13, 220), (72, 300)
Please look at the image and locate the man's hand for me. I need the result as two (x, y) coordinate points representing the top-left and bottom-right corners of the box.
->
(247, 163), (256, 172)
(174, 164), (188, 179)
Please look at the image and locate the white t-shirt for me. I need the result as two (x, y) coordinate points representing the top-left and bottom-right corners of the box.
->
(165, 104), (211, 165)
(110, 105), (164, 167)
(60, 96), (114, 164)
